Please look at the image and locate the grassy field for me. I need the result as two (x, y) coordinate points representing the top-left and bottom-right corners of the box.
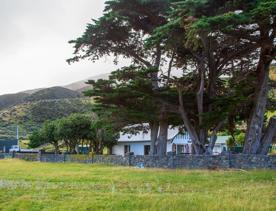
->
(0, 160), (275, 210)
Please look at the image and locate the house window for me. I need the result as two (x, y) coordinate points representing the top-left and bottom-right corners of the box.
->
(144, 145), (150, 155)
(177, 145), (184, 154)
(124, 145), (130, 155)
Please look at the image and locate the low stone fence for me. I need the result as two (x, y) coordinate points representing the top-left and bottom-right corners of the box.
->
(1, 152), (275, 169)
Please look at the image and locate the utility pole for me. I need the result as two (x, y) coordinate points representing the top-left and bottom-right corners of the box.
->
(16, 125), (19, 147)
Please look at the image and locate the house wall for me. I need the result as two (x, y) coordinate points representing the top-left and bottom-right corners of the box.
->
(213, 144), (228, 155)
(113, 141), (195, 156)
(112, 145), (125, 156)
(112, 142), (151, 156)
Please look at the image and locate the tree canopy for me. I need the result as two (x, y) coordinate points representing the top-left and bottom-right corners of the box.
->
(68, 0), (276, 155)
(29, 113), (119, 154)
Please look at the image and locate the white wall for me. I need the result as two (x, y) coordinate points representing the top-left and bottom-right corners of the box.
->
(112, 142), (175, 156)
(112, 144), (124, 156)
(112, 142), (150, 156)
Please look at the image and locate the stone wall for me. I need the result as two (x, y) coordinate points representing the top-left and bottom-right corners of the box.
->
(1, 152), (276, 169)
(14, 153), (38, 161)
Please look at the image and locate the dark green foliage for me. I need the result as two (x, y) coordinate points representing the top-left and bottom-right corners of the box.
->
(84, 66), (161, 127)
(29, 121), (59, 152)
(68, 0), (275, 154)
(29, 113), (119, 154)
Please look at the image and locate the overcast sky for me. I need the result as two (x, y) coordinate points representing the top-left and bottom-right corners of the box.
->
(0, 0), (124, 95)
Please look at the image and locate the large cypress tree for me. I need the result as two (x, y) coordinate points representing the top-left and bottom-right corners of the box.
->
(68, 0), (177, 156)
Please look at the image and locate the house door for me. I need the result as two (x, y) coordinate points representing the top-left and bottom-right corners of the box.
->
(124, 145), (130, 155)
(144, 145), (150, 155)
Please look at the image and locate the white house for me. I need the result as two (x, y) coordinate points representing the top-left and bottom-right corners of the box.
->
(112, 127), (192, 156)
(111, 126), (230, 156)
(212, 136), (229, 155)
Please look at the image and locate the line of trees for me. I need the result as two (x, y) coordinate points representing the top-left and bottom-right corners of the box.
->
(29, 113), (119, 154)
(67, 0), (276, 155)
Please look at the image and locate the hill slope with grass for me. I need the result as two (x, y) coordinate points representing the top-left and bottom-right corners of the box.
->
(24, 86), (81, 102)
(0, 92), (30, 110)
(0, 98), (94, 139)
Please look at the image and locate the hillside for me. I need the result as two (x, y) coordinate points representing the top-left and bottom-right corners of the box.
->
(0, 73), (108, 110)
(0, 92), (30, 110)
(25, 86), (81, 102)
(64, 73), (109, 92)
(0, 74), (110, 139)
(0, 98), (94, 139)
(0, 87), (81, 111)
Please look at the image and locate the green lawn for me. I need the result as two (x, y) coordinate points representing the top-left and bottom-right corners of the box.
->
(0, 160), (275, 210)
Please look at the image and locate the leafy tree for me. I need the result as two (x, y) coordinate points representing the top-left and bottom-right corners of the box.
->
(29, 130), (44, 148)
(29, 121), (59, 153)
(88, 120), (118, 154)
(30, 113), (118, 154)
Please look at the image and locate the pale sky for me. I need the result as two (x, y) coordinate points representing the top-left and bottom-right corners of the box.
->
(0, 0), (123, 95)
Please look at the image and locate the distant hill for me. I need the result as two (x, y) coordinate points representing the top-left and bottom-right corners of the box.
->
(25, 86), (81, 102)
(0, 92), (30, 110)
(0, 73), (109, 110)
(0, 98), (94, 139)
(21, 88), (45, 95)
(0, 87), (81, 111)
(64, 73), (109, 92)
(0, 73), (107, 139)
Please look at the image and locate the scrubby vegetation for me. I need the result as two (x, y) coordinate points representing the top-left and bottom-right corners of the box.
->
(0, 98), (93, 139)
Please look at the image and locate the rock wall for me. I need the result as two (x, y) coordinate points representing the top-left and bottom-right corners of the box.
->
(1, 153), (276, 169)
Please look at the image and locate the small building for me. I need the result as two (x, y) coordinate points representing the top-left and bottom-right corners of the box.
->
(112, 127), (192, 156)
(212, 136), (230, 155)
(0, 139), (18, 153)
(111, 126), (230, 156)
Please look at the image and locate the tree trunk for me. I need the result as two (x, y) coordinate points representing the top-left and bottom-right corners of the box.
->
(243, 47), (272, 154)
(89, 140), (93, 153)
(156, 119), (168, 156)
(205, 120), (225, 154)
(53, 143), (59, 154)
(178, 90), (204, 154)
(196, 58), (207, 146)
(150, 121), (159, 155)
(257, 117), (276, 155)
(151, 44), (161, 90)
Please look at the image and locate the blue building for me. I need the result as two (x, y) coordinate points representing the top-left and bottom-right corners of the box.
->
(0, 139), (18, 153)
